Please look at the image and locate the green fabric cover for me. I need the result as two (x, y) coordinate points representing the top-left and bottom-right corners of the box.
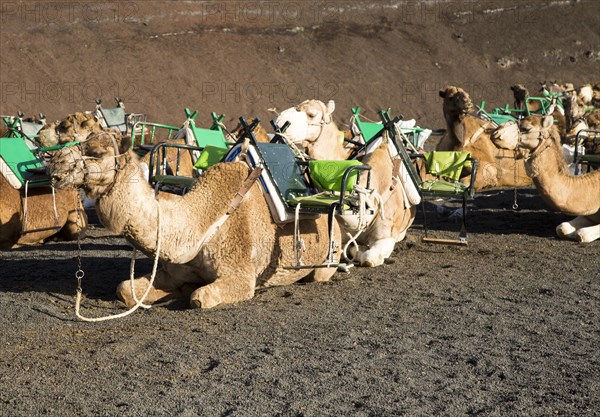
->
(423, 151), (471, 181)
(308, 160), (362, 192)
(194, 145), (229, 170)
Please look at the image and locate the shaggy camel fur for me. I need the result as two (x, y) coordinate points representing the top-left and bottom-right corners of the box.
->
(437, 86), (532, 190)
(275, 100), (417, 267)
(0, 174), (87, 249)
(38, 112), (102, 147)
(48, 130), (340, 309)
(492, 115), (600, 243)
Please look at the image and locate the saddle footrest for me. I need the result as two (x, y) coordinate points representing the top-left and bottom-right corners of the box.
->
(152, 175), (196, 188)
(577, 155), (600, 163)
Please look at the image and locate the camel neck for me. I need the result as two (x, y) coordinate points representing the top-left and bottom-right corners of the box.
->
(308, 123), (351, 160)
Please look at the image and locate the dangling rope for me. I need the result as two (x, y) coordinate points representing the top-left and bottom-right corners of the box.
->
(342, 185), (383, 262)
(74, 203), (162, 322)
(293, 203), (305, 266)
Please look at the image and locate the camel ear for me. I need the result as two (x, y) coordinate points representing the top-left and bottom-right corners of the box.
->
(439, 90), (446, 98)
(510, 86), (516, 91)
(324, 100), (335, 123)
(541, 116), (554, 130)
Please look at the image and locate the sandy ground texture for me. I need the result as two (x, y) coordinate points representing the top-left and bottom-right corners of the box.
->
(1, 0), (599, 416)
(1, 190), (599, 416)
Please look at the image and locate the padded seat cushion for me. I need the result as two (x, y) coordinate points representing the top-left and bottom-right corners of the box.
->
(420, 179), (468, 195)
(308, 160), (362, 192)
(287, 192), (349, 209)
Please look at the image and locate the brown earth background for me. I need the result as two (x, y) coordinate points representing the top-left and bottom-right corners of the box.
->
(1, 1), (599, 416)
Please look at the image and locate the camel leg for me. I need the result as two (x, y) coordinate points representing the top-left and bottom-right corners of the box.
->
(358, 237), (396, 267)
(190, 274), (256, 309)
(116, 268), (189, 307)
(556, 216), (594, 240)
(59, 204), (88, 241)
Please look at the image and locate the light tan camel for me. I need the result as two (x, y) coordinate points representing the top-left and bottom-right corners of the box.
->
(437, 86), (532, 190)
(275, 100), (417, 267)
(492, 115), (600, 243)
(0, 173), (87, 249)
(48, 130), (341, 309)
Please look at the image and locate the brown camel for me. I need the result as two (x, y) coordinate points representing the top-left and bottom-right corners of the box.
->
(492, 115), (600, 243)
(0, 172), (87, 249)
(511, 84), (529, 110)
(437, 86), (532, 190)
(48, 130), (341, 309)
(275, 100), (418, 267)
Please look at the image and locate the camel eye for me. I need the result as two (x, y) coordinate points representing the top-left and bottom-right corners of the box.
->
(306, 109), (317, 118)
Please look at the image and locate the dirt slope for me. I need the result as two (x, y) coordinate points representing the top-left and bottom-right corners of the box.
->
(1, 0), (598, 129)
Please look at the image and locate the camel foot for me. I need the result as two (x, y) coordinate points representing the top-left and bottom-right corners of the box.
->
(116, 277), (180, 308)
(556, 221), (577, 238)
(575, 224), (600, 243)
(358, 238), (396, 267)
(306, 267), (336, 282)
(190, 285), (223, 309)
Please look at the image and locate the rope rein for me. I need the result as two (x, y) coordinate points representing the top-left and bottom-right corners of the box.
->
(75, 202), (162, 322)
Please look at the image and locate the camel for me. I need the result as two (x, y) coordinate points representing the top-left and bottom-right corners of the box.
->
(563, 95), (600, 157)
(47, 130), (341, 309)
(0, 168), (87, 249)
(437, 86), (532, 190)
(38, 112), (103, 147)
(511, 84), (529, 110)
(275, 99), (418, 267)
(492, 115), (600, 243)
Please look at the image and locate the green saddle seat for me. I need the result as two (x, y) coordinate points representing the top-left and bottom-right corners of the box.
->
(419, 151), (472, 196)
(307, 160), (362, 193)
(193, 145), (230, 170)
(423, 151), (471, 180)
(0, 137), (49, 187)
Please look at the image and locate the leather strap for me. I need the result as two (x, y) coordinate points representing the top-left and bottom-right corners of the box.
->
(227, 166), (263, 215)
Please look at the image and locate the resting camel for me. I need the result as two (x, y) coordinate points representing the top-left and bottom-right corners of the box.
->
(437, 86), (532, 190)
(275, 99), (418, 267)
(48, 130), (341, 309)
(492, 115), (600, 243)
(0, 171), (87, 249)
(38, 112), (102, 147)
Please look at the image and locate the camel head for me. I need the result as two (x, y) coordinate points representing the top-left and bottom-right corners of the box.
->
(49, 130), (131, 195)
(439, 86), (474, 118)
(491, 121), (521, 150)
(492, 115), (559, 160)
(38, 112), (103, 147)
(510, 84), (529, 109)
(274, 99), (336, 145)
